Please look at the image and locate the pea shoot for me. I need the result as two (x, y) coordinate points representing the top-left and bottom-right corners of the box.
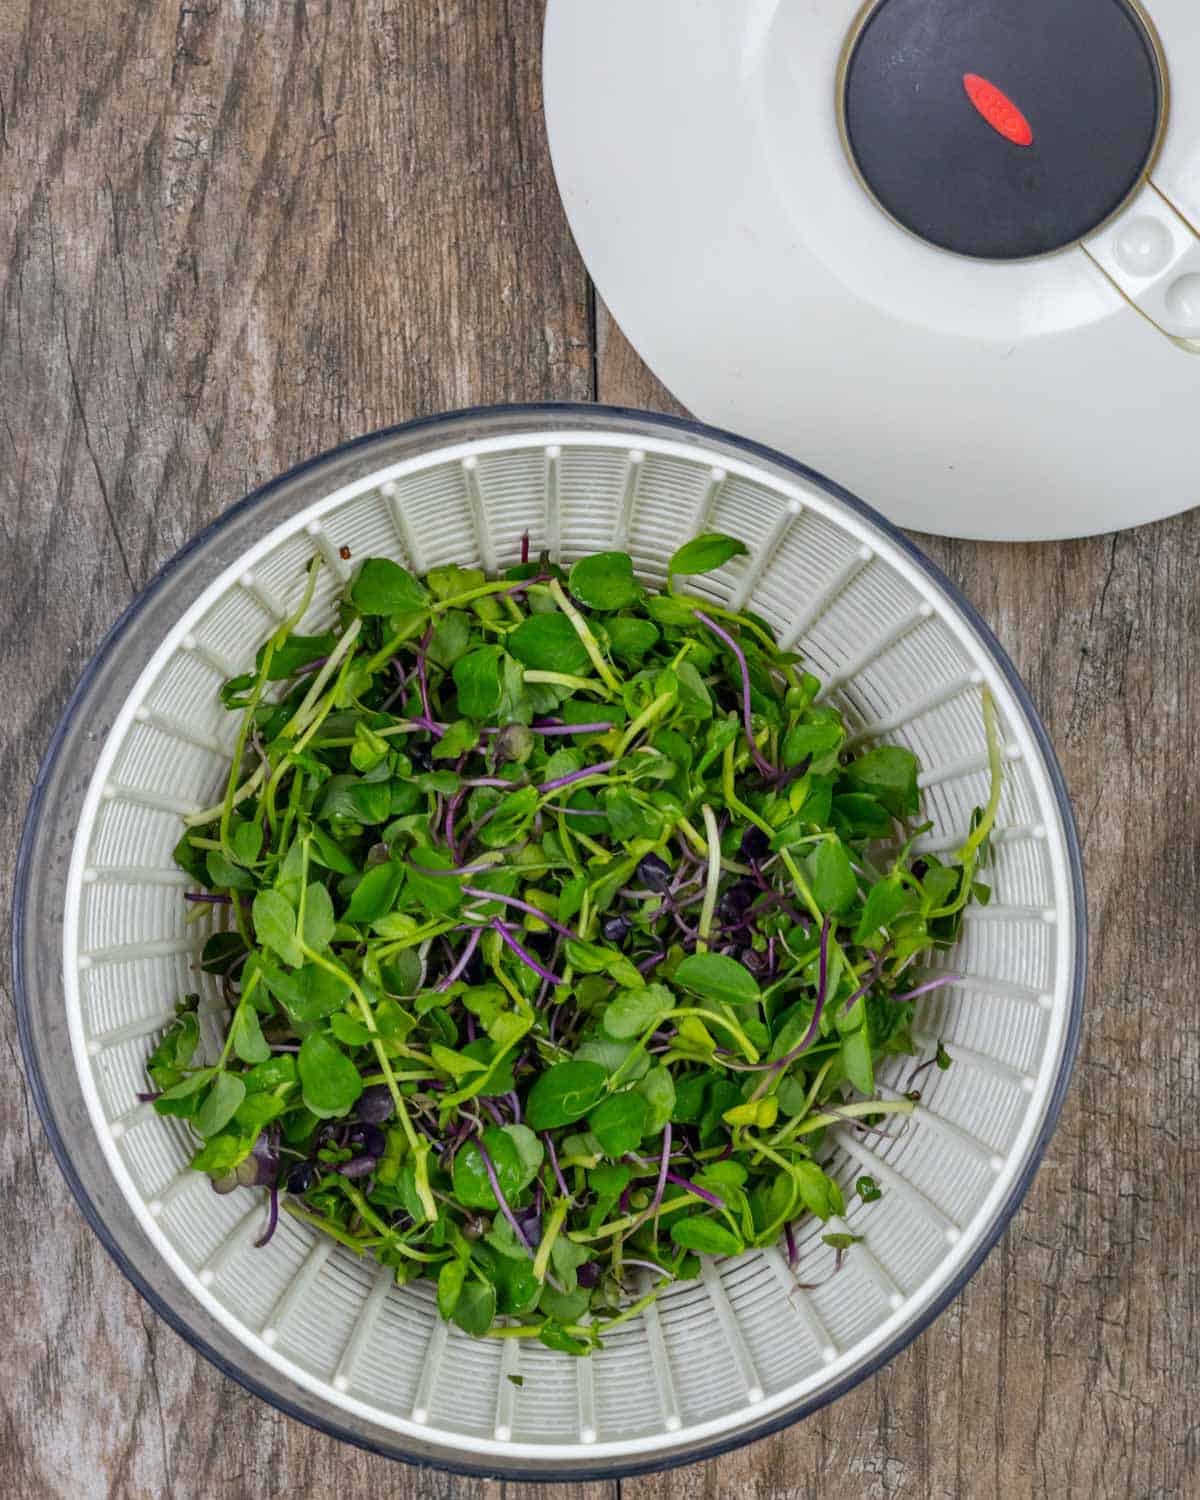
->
(147, 532), (998, 1352)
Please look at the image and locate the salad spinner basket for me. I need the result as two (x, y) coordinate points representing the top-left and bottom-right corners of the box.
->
(14, 405), (1084, 1478)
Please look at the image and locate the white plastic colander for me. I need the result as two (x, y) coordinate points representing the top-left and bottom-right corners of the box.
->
(15, 405), (1084, 1479)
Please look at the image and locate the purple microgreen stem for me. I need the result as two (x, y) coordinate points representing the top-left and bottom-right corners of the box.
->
(693, 610), (776, 779)
(462, 886), (581, 942)
(474, 1139), (535, 1257)
(491, 920), (566, 987)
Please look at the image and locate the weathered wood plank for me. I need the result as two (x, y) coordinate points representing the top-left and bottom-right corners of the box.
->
(4, 0), (1198, 1492)
(0, 2), (599, 1497)
(599, 295), (1200, 1498)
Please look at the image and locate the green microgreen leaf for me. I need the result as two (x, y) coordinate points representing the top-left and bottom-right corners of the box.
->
(525, 1061), (608, 1130)
(667, 532), (749, 581)
(673, 953), (761, 1008)
(153, 535), (994, 1343)
(298, 1032), (364, 1118)
(568, 552), (639, 611)
(351, 557), (428, 615)
(509, 613), (591, 675)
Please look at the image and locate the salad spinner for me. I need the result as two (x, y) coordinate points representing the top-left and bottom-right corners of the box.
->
(544, 0), (1200, 540)
(14, 406), (1084, 1477)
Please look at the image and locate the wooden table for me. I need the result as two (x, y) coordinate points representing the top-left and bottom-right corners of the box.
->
(2, 4), (1196, 1496)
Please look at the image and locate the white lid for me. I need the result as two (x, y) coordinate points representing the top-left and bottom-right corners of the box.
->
(544, 0), (1200, 540)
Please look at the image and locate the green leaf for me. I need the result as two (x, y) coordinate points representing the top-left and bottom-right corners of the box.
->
(329, 1012), (371, 1047)
(431, 1043), (487, 1080)
(260, 631), (337, 680)
(230, 1001), (270, 1065)
(252, 888), (303, 968)
(190, 1131), (255, 1175)
(486, 1014), (531, 1050)
(840, 1026), (874, 1095)
(307, 824), (357, 875)
(376, 998), (415, 1041)
(485, 1214), (530, 1261)
(453, 1128), (525, 1211)
(427, 563), (485, 601)
(604, 617), (659, 664)
(587, 1162), (632, 1232)
(172, 832), (211, 887)
(830, 793), (893, 839)
(302, 881), (336, 952)
(266, 960), (349, 1022)
(856, 1174), (882, 1202)
(453, 645), (504, 718)
(206, 849), (256, 892)
(242, 1054), (296, 1093)
(575, 1036), (651, 1083)
(822, 1232), (864, 1251)
(525, 1060), (608, 1130)
(378, 950), (423, 998)
(495, 1258), (541, 1317)
(557, 874), (588, 924)
(345, 861), (406, 924)
(432, 717), (479, 761)
(673, 952), (761, 1007)
(231, 817), (264, 865)
(200, 932), (247, 976)
(671, 660), (712, 720)
(477, 785), (539, 849)
(195, 1072), (247, 1138)
(351, 557), (428, 616)
(855, 876), (911, 943)
(669, 1216), (743, 1256)
(646, 592), (701, 627)
(569, 551), (639, 611)
(350, 721), (390, 773)
(562, 937), (644, 991)
(146, 1008), (201, 1090)
(233, 1090), (286, 1134)
(602, 983), (675, 1040)
(839, 745), (920, 819)
(508, 613), (590, 675)
(588, 1090), (650, 1157)
(699, 1078), (742, 1144)
(427, 610), (472, 669)
(792, 1160), (845, 1221)
(153, 1068), (215, 1119)
(437, 1258), (466, 1320)
(667, 532), (748, 580)
(405, 849), (464, 914)
(503, 1123), (545, 1191)
(602, 786), (659, 842)
(318, 775), (394, 825)
(675, 1015), (718, 1062)
(811, 839), (858, 916)
(782, 713), (845, 767)
(722, 1097), (777, 1130)
(452, 1278), (497, 1337)
(539, 1283), (590, 1324)
(671, 1071), (711, 1125)
(297, 1032), (364, 1118)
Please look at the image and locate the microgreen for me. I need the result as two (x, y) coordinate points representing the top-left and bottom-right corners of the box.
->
(149, 532), (998, 1351)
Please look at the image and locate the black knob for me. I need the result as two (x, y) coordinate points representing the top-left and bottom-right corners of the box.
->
(840, 0), (1165, 260)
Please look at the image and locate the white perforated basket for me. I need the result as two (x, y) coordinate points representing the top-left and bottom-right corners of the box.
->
(15, 406), (1084, 1478)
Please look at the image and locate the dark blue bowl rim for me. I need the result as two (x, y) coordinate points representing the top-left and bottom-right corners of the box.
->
(13, 401), (1086, 1481)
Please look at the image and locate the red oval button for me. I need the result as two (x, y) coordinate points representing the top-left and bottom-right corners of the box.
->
(963, 73), (1034, 147)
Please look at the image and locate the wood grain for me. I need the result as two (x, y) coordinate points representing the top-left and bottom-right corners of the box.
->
(0, 3), (595, 1498)
(1, 1), (1197, 1496)
(599, 303), (1200, 1500)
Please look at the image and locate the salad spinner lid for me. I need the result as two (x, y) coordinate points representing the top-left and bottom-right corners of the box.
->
(544, 0), (1200, 540)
